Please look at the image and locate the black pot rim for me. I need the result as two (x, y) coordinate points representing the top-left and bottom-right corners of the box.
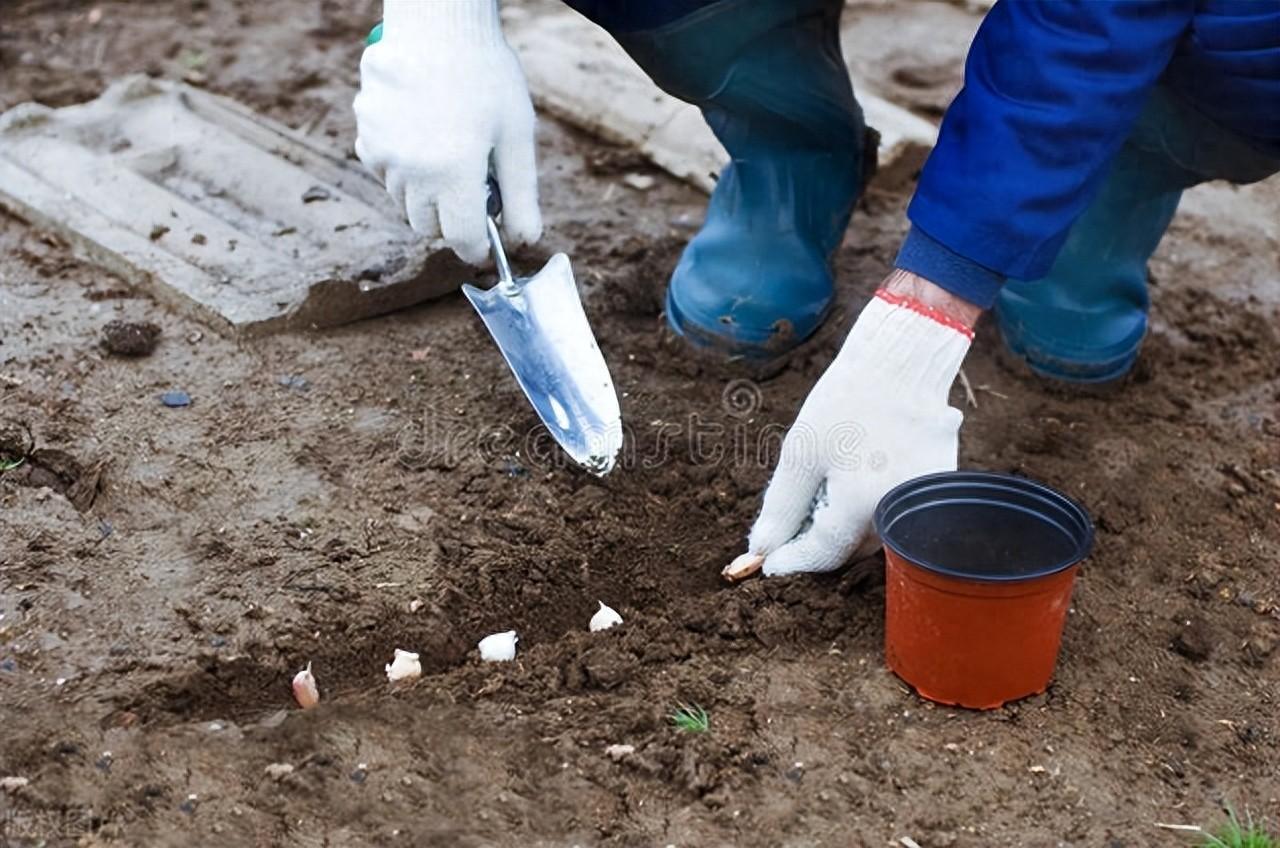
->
(873, 470), (1095, 583)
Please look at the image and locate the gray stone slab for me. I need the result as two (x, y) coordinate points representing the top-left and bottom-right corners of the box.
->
(0, 75), (467, 335)
(506, 5), (939, 195)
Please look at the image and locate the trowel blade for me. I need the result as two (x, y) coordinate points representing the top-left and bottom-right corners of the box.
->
(462, 253), (623, 475)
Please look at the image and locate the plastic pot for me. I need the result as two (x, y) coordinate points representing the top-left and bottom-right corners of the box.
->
(874, 471), (1094, 710)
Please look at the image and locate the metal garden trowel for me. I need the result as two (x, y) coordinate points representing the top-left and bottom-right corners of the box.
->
(462, 179), (623, 476)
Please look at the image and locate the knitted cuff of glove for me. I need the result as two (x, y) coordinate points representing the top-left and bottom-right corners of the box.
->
(382, 0), (504, 48)
(874, 289), (975, 341)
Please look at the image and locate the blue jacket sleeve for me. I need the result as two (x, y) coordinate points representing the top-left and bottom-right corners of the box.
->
(896, 0), (1197, 305)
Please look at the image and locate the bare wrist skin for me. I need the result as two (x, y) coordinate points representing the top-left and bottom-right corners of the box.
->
(882, 268), (984, 330)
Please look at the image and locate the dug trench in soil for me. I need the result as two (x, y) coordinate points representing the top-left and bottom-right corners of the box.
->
(1, 1), (1279, 846)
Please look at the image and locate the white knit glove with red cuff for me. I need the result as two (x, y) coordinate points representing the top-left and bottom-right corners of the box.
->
(353, 0), (542, 264)
(745, 290), (972, 577)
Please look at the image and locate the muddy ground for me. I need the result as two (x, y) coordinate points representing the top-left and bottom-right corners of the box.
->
(1, 1), (1278, 846)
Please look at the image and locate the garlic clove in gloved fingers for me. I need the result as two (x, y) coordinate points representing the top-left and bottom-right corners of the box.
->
(478, 630), (518, 662)
(292, 662), (320, 709)
(722, 552), (765, 583)
(589, 601), (623, 632)
(384, 649), (422, 683)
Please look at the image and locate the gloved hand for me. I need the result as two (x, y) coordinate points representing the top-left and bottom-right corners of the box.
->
(740, 282), (974, 577)
(353, 0), (542, 264)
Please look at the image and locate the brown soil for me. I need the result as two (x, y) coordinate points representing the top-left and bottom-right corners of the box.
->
(2, 2), (1278, 846)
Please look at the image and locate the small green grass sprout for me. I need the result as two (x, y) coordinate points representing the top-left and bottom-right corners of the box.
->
(1200, 808), (1277, 848)
(669, 703), (710, 734)
(0, 456), (24, 473)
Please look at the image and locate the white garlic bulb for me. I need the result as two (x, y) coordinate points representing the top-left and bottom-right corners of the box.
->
(589, 601), (623, 632)
(291, 662), (319, 709)
(385, 649), (422, 682)
(477, 630), (518, 662)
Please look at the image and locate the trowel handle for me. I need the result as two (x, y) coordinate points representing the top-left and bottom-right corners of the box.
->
(486, 175), (503, 220)
(484, 176), (515, 287)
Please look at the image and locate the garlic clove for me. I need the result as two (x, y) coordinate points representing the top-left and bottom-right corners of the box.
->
(589, 601), (623, 632)
(477, 630), (518, 662)
(605, 743), (635, 761)
(1, 776), (30, 793)
(722, 551), (765, 583)
(385, 648), (422, 682)
(291, 662), (319, 709)
(264, 763), (295, 781)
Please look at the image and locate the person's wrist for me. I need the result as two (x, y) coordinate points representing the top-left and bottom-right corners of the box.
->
(880, 268), (983, 331)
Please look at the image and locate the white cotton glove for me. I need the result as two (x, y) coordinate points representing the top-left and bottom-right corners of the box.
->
(747, 291), (972, 576)
(353, 0), (542, 264)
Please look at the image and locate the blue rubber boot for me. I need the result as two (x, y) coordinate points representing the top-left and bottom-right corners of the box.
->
(994, 142), (1183, 383)
(585, 0), (867, 357)
(995, 88), (1279, 384)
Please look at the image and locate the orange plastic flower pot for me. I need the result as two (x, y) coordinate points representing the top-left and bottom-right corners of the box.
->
(874, 471), (1094, 710)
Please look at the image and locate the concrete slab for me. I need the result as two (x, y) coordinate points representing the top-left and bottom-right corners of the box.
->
(506, 6), (938, 195)
(0, 75), (467, 335)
